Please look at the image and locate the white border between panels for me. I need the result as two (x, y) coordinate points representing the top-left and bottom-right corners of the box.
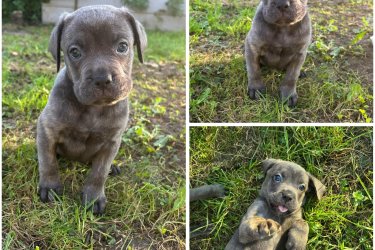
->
(189, 123), (374, 127)
(185, 0), (190, 249)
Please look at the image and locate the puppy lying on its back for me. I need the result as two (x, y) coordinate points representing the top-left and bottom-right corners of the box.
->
(245, 0), (311, 107)
(225, 159), (325, 250)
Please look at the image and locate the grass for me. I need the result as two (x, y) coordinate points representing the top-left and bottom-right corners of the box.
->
(2, 23), (186, 249)
(190, 126), (373, 249)
(189, 0), (373, 122)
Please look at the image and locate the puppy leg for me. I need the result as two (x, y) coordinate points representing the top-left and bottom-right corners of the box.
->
(245, 40), (266, 100)
(279, 51), (307, 107)
(82, 141), (121, 215)
(286, 219), (309, 250)
(190, 184), (225, 202)
(239, 216), (281, 244)
(37, 122), (62, 202)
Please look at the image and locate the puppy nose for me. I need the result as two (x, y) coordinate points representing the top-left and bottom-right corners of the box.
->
(277, 1), (290, 10)
(282, 191), (293, 202)
(93, 74), (112, 88)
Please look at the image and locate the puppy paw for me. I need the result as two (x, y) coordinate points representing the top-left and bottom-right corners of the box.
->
(248, 81), (266, 100)
(92, 197), (107, 215)
(38, 183), (63, 202)
(213, 184), (226, 198)
(109, 164), (121, 176)
(251, 217), (281, 240)
(299, 71), (307, 79)
(82, 188), (107, 215)
(280, 86), (298, 107)
(286, 238), (306, 250)
(286, 220), (308, 250)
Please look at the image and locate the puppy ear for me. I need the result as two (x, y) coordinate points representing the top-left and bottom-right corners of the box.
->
(308, 173), (326, 200)
(49, 12), (68, 73)
(261, 159), (279, 173)
(124, 10), (147, 63)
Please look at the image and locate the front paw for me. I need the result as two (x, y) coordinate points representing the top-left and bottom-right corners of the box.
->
(82, 187), (107, 215)
(280, 86), (298, 107)
(248, 81), (266, 100)
(286, 236), (307, 250)
(109, 164), (121, 176)
(38, 179), (63, 202)
(286, 220), (308, 250)
(251, 217), (281, 240)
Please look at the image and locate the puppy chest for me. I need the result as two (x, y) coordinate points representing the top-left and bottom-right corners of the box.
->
(56, 129), (118, 158)
(260, 46), (298, 69)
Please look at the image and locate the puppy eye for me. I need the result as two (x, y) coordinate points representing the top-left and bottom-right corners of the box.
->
(69, 47), (81, 59)
(273, 174), (283, 183)
(117, 42), (129, 54)
(298, 184), (306, 191)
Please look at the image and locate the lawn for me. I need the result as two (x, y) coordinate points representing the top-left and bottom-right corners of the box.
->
(2, 24), (186, 249)
(189, 0), (373, 123)
(190, 126), (373, 249)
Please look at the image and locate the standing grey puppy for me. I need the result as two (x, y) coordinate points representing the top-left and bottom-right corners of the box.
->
(37, 5), (147, 214)
(245, 0), (311, 107)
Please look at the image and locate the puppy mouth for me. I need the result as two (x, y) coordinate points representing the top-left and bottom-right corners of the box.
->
(270, 203), (291, 214)
(265, 8), (307, 26)
(93, 98), (117, 105)
(92, 93), (128, 106)
(74, 79), (132, 106)
(276, 205), (288, 213)
(275, 14), (300, 26)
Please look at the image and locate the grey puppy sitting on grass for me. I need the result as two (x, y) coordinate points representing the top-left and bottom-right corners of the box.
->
(37, 5), (146, 214)
(245, 0), (311, 107)
(225, 159), (325, 250)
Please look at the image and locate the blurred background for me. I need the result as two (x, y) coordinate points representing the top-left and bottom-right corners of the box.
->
(3, 0), (185, 31)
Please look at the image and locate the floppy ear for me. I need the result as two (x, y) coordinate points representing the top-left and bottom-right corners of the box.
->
(48, 12), (68, 73)
(308, 172), (326, 200)
(261, 158), (279, 173)
(124, 10), (147, 63)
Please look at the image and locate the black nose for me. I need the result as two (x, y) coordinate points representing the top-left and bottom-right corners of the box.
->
(277, 1), (290, 10)
(92, 74), (112, 88)
(282, 191), (293, 202)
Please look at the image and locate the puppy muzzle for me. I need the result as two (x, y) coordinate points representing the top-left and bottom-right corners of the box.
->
(268, 190), (300, 215)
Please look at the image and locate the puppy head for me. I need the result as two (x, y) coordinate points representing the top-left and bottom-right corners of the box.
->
(261, 0), (308, 26)
(260, 159), (325, 217)
(48, 5), (147, 106)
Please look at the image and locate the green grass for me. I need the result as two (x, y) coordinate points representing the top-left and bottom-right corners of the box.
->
(190, 126), (373, 249)
(189, 0), (373, 122)
(2, 24), (186, 249)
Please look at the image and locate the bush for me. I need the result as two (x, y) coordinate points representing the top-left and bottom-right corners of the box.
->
(3, 0), (42, 24)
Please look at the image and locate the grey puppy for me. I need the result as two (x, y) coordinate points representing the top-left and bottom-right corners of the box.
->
(225, 159), (325, 250)
(245, 0), (311, 107)
(37, 5), (147, 214)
